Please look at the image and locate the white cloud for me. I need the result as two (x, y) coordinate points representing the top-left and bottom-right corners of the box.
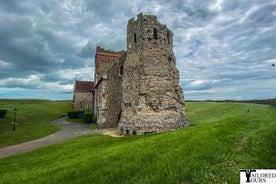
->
(0, 74), (42, 88)
(209, 0), (224, 12)
(0, 74), (74, 95)
(238, 5), (259, 24)
(0, 0), (275, 100)
(0, 60), (13, 68)
(54, 67), (94, 81)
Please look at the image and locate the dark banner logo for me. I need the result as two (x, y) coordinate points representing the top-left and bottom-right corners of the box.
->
(240, 169), (276, 184)
(241, 169), (256, 182)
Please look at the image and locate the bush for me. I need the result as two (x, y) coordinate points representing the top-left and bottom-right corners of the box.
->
(83, 111), (93, 123)
(0, 109), (7, 118)
(68, 110), (85, 119)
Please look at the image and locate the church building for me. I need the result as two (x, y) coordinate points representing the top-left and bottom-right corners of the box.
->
(73, 13), (188, 135)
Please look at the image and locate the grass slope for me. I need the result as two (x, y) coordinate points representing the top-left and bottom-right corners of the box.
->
(0, 102), (275, 183)
(0, 99), (71, 148)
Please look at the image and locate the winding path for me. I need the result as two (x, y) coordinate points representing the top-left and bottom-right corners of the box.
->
(0, 117), (101, 158)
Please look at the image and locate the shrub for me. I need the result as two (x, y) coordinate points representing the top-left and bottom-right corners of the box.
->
(83, 111), (93, 123)
(0, 109), (7, 118)
(68, 110), (85, 119)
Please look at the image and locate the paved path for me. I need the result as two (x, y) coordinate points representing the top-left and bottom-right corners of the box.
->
(0, 117), (101, 158)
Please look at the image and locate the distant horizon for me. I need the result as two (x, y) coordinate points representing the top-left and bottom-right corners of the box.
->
(1, 97), (276, 102)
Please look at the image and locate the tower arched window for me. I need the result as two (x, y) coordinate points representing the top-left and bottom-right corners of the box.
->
(167, 31), (170, 44)
(134, 33), (137, 43)
(153, 28), (158, 40)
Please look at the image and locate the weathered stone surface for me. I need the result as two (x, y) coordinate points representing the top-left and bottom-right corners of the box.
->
(119, 13), (188, 135)
(93, 13), (189, 135)
(94, 55), (125, 128)
(72, 80), (94, 111)
(94, 46), (125, 84)
(73, 91), (94, 111)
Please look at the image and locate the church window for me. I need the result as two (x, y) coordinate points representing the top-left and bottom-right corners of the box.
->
(153, 28), (158, 39)
(134, 33), (137, 43)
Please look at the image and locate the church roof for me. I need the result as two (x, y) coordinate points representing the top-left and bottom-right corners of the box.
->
(74, 80), (94, 91)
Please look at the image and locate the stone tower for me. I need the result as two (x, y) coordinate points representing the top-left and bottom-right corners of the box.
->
(119, 13), (188, 135)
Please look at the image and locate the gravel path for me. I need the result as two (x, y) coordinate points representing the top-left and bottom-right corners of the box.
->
(0, 117), (101, 158)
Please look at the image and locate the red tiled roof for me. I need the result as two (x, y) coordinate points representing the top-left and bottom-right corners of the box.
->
(74, 81), (94, 91)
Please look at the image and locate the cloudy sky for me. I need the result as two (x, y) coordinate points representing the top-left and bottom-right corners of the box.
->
(0, 0), (275, 100)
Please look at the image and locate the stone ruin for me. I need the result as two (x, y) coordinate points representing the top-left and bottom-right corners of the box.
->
(77, 13), (189, 135)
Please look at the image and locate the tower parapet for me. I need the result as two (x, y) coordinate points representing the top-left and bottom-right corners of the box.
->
(127, 13), (173, 53)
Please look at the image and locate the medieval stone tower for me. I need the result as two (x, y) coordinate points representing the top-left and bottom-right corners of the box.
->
(118, 13), (188, 135)
(88, 13), (188, 135)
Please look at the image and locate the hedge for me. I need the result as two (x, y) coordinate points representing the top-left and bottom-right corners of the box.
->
(0, 109), (7, 118)
(68, 110), (85, 119)
(83, 111), (93, 123)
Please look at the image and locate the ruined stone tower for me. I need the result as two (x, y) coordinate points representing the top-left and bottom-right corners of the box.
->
(118, 13), (188, 135)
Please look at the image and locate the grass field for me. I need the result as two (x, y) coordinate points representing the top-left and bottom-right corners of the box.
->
(0, 99), (71, 148)
(0, 102), (275, 183)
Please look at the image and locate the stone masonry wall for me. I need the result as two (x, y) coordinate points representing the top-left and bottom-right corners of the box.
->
(72, 91), (93, 111)
(119, 13), (188, 135)
(94, 79), (104, 125)
(95, 56), (125, 128)
(94, 46), (125, 84)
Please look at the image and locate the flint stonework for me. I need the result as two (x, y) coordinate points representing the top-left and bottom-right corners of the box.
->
(93, 13), (189, 135)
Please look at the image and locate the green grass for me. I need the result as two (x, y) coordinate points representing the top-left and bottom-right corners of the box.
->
(0, 102), (275, 183)
(0, 99), (72, 148)
(89, 124), (97, 130)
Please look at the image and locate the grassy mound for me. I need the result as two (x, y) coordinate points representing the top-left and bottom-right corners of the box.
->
(0, 99), (71, 148)
(0, 102), (275, 183)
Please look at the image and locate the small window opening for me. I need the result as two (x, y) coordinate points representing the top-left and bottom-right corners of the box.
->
(167, 31), (170, 44)
(126, 130), (129, 135)
(168, 56), (172, 62)
(134, 33), (137, 43)
(153, 28), (158, 40)
(133, 130), (137, 135)
(119, 66), (123, 75)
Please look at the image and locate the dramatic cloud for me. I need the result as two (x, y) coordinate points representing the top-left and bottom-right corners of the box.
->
(0, 0), (275, 100)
